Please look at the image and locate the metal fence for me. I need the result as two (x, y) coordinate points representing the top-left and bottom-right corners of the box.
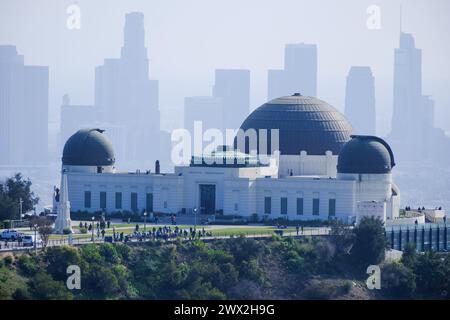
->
(385, 224), (450, 252)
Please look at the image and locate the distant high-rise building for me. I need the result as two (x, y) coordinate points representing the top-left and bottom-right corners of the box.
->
(60, 94), (127, 165)
(344, 66), (376, 135)
(95, 12), (160, 165)
(389, 33), (427, 156)
(388, 32), (450, 163)
(268, 43), (317, 100)
(213, 69), (250, 132)
(0, 45), (48, 165)
(60, 94), (98, 147)
(391, 33), (422, 142)
(184, 96), (223, 155)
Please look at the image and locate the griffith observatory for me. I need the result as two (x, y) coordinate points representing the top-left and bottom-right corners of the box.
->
(53, 94), (401, 232)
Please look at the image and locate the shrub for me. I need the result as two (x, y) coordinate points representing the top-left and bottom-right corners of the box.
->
(350, 216), (387, 269)
(17, 254), (39, 276)
(3, 255), (13, 266)
(79, 227), (87, 234)
(341, 280), (353, 295)
(62, 228), (72, 235)
(303, 281), (336, 299)
(382, 262), (416, 298)
(29, 272), (74, 300)
(44, 246), (83, 281)
(12, 287), (31, 300)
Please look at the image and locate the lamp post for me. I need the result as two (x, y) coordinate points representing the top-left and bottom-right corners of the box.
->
(91, 216), (95, 242)
(33, 224), (38, 255)
(193, 207), (198, 229)
(143, 211), (147, 233)
(19, 198), (23, 221)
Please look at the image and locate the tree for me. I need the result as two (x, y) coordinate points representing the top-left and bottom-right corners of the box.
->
(44, 246), (83, 281)
(412, 251), (447, 297)
(29, 272), (73, 300)
(30, 216), (53, 247)
(381, 262), (416, 298)
(0, 190), (17, 221)
(350, 216), (387, 269)
(401, 243), (417, 269)
(329, 220), (355, 256)
(0, 173), (39, 221)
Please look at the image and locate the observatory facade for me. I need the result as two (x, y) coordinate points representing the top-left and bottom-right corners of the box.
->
(54, 95), (400, 224)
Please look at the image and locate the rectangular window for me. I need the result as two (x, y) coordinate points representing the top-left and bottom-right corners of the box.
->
(115, 192), (122, 209)
(297, 198), (304, 215)
(280, 197), (288, 215)
(84, 191), (91, 209)
(313, 198), (320, 216)
(264, 197), (271, 214)
(131, 192), (138, 212)
(329, 199), (336, 217)
(146, 193), (153, 212)
(100, 191), (107, 210)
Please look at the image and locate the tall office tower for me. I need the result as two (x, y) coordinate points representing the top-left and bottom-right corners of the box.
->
(95, 12), (160, 165)
(60, 94), (127, 165)
(0, 46), (48, 165)
(344, 66), (376, 135)
(213, 69), (250, 132)
(268, 43), (317, 100)
(184, 96), (223, 156)
(388, 32), (430, 159)
(60, 94), (97, 148)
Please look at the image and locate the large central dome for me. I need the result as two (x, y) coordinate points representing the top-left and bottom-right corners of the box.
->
(237, 94), (353, 155)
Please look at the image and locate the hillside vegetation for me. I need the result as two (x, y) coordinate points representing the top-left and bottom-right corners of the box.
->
(1, 217), (450, 300)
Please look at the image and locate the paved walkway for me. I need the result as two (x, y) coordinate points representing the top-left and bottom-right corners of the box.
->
(0, 226), (331, 253)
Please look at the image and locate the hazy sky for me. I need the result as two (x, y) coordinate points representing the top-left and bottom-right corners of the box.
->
(1, 0), (449, 137)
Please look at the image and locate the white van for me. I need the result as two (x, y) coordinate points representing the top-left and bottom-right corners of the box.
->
(22, 234), (39, 247)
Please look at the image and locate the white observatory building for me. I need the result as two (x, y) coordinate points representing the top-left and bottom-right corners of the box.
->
(54, 94), (400, 224)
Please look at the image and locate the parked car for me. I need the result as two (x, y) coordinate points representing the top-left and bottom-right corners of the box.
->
(0, 230), (24, 241)
(22, 235), (39, 247)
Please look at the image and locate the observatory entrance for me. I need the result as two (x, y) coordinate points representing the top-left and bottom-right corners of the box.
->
(199, 184), (216, 214)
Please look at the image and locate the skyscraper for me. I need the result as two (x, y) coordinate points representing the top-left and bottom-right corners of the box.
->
(60, 94), (97, 147)
(95, 12), (160, 165)
(213, 69), (250, 132)
(391, 33), (422, 139)
(344, 66), (376, 135)
(389, 32), (429, 159)
(388, 32), (450, 163)
(0, 45), (48, 165)
(184, 97), (223, 136)
(268, 43), (317, 100)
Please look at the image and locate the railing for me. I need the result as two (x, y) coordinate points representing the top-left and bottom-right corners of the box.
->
(385, 224), (450, 252)
(0, 227), (331, 252)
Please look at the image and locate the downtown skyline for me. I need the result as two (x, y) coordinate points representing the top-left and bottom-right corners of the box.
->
(1, 0), (450, 212)
(0, 0), (449, 141)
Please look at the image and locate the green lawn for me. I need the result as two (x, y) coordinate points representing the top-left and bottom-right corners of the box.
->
(210, 227), (296, 237)
(43, 225), (300, 241)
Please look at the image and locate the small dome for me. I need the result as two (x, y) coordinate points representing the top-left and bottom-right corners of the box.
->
(62, 129), (115, 166)
(337, 135), (395, 174)
(236, 94), (353, 155)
